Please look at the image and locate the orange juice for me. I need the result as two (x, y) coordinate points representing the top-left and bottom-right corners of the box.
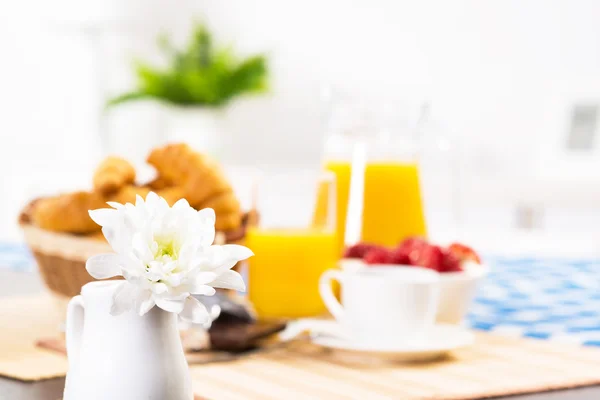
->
(246, 227), (337, 318)
(323, 160), (427, 249)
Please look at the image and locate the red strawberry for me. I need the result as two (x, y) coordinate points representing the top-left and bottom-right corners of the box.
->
(396, 237), (428, 265)
(389, 247), (411, 265)
(363, 248), (393, 265)
(397, 237), (428, 252)
(410, 244), (444, 272)
(448, 243), (481, 264)
(343, 243), (379, 259)
(441, 249), (463, 273)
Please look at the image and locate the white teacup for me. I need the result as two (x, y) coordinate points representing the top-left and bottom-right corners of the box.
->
(319, 266), (440, 346)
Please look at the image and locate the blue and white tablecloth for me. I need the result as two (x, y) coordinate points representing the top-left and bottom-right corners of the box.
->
(2, 243), (600, 345)
(0, 242), (35, 272)
(468, 256), (600, 346)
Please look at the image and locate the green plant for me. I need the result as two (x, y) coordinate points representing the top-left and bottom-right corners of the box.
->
(108, 23), (269, 108)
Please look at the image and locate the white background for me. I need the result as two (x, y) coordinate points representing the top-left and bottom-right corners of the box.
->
(1, 0), (600, 254)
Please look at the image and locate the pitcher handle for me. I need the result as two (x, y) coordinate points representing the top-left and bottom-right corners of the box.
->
(66, 295), (84, 363)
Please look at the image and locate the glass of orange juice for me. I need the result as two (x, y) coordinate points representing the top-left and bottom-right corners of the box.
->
(246, 170), (338, 319)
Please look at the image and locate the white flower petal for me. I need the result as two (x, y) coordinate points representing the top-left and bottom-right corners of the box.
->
(203, 231), (216, 248)
(122, 269), (144, 283)
(138, 299), (155, 316)
(123, 206), (139, 233)
(145, 191), (160, 208)
(179, 296), (209, 324)
(196, 271), (218, 285)
(188, 272), (218, 295)
(189, 256), (215, 272)
(190, 285), (216, 296)
(163, 272), (185, 287)
(197, 244), (254, 274)
(166, 285), (193, 300)
(132, 232), (153, 264)
(173, 198), (191, 212)
(106, 201), (125, 210)
(161, 261), (177, 273)
(121, 255), (146, 275)
(143, 267), (163, 282)
(155, 296), (186, 313)
(157, 196), (170, 213)
(135, 194), (145, 208)
(87, 191), (247, 313)
(222, 244), (254, 261)
(197, 208), (216, 225)
(88, 208), (118, 227)
(111, 281), (137, 315)
(209, 270), (246, 292)
(178, 241), (197, 267)
(151, 282), (169, 294)
(135, 290), (155, 316)
(102, 227), (128, 256)
(187, 230), (215, 250)
(86, 254), (123, 279)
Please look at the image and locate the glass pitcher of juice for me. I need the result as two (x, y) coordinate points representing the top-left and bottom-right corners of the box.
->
(247, 171), (338, 319)
(317, 97), (427, 252)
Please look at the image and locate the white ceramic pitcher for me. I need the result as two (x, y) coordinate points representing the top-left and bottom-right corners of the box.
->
(63, 281), (193, 400)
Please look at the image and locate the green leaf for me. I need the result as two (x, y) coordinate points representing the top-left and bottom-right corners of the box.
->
(108, 22), (269, 108)
(226, 55), (269, 97)
(106, 91), (153, 107)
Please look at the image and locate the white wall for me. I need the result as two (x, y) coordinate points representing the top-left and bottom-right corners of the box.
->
(2, 0), (600, 242)
(186, 0), (600, 170)
(4, 0), (600, 168)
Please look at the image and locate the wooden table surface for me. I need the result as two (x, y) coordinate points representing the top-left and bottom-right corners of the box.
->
(2, 269), (600, 400)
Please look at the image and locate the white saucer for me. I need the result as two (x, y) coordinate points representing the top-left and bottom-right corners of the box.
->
(310, 321), (474, 362)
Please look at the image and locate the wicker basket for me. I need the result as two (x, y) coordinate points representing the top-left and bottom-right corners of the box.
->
(20, 200), (257, 300)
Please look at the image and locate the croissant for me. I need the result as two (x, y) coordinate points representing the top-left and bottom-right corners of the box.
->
(147, 144), (242, 231)
(201, 191), (242, 231)
(31, 186), (148, 234)
(30, 144), (243, 234)
(31, 191), (107, 233)
(147, 144), (231, 207)
(93, 156), (136, 194)
(214, 211), (242, 232)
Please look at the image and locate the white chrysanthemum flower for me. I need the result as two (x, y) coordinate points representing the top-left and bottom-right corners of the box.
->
(86, 192), (253, 324)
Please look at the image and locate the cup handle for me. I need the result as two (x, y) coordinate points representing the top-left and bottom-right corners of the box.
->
(319, 270), (345, 321)
(66, 295), (84, 363)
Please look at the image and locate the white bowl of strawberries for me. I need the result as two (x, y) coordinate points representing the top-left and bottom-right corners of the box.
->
(341, 238), (488, 325)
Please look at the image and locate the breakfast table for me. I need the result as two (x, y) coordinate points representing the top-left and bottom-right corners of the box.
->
(1, 350), (599, 400)
(1, 372), (598, 400)
(3, 253), (600, 400)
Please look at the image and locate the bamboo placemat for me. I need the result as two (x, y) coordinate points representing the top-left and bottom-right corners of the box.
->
(189, 332), (600, 400)
(0, 295), (270, 381)
(0, 295), (68, 381)
(4, 295), (600, 399)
